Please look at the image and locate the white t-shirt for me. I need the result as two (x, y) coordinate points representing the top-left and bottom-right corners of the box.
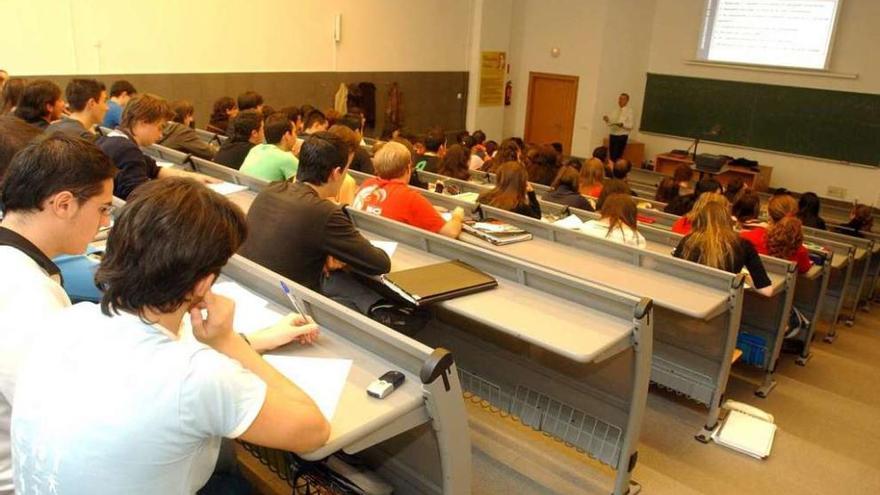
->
(0, 245), (71, 495)
(11, 303), (267, 495)
(608, 105), (634, 136)
(580, 219), (647, 248)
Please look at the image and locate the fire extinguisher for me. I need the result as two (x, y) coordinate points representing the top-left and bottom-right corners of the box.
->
(504, 81), (512, 106)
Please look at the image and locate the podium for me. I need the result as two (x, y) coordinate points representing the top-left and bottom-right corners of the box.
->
(654, 153), (773, 192)
(602, 138), (645, 167)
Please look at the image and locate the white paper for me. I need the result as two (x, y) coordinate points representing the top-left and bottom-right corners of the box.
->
(452, 192), (480, 203)
(213, 281), (269, 309)
(156, 160), (175, 168)
(440, 212), (453, 222)
(553, 214), (584, 230)
(370, 240), (398, 258)
(263, 355), (353, 421)
(208, 182), (249, 196)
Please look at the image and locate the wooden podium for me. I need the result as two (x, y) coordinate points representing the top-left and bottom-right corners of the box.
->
(602, 138), (645, 167)
(654, 153), (773, 192)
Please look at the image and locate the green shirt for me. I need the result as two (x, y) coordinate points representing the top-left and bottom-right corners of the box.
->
(240, 144), (298, 182)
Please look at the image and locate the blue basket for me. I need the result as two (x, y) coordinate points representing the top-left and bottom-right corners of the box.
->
(737, 332), (768, 368)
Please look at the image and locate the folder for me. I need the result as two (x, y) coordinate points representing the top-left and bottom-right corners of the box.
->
(381, 260), (498, 306)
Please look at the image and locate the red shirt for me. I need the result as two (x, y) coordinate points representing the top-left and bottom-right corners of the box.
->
(353, 177), (445, 233)
(740, 227), (812, 274)
(672, 216), (692, 235)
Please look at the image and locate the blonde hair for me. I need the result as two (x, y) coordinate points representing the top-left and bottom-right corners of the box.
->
(681, 201), (739, 270)
(579, 158), (605, 193)
(372, 141), (411, 179)
(685, 192), (729, 222)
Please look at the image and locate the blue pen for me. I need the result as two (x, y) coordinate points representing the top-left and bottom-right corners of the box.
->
(279, 280), (308, 317)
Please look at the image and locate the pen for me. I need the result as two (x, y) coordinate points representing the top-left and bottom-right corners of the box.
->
(279, 280), (308, 317)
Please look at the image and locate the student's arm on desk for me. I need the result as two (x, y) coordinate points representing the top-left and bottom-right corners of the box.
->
(437, 206), (464, 239)
(327, 207), (391, 274)
(191, 291), (331, 454)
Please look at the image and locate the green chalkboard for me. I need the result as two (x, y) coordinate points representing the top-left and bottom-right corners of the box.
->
(640, 74), (880, 166)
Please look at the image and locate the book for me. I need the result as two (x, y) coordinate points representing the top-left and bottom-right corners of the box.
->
(711, 401), (777, 459)
(381, 260), (498, 306)
(462, 218), (533, 246)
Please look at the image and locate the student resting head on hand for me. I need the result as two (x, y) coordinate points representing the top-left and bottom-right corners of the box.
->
(477, 161), (542, 220)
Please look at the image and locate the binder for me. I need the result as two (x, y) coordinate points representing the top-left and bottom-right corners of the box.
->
(462, 219), (533, 246)
(381, 260), (498, 306)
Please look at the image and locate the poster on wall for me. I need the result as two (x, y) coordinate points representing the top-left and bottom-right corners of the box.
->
(479, 51), (506, 107)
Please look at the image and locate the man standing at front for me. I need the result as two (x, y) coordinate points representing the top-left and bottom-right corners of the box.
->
(603, 93), (633, 162)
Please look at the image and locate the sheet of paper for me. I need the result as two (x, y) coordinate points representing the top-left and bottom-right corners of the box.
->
(156, 160), (175, 168)
(370, 240), (398, 258)
(208, 182), (249, 196)
(263, 355), (353, 421)
(440, 212), (453, 222)
(553, 214), (584, 230)
(452, 191), (480, 203)
(213, 281), (269, 309)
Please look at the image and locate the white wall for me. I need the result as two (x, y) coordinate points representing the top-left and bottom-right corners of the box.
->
(467, 0), (513, 141)
(641, 0), (880, 203)
(0, 0), (472, 75)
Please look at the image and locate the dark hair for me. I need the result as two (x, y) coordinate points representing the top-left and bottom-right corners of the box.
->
(210, 96), (237, 125)
(485, 140), (498, 157)
(596, 179), (631, 210)
(109, 80), (137, 98)
(237, 91), (264, 111)
(612, 159), (632, 180)
(65, 79), (105, 113)
(723, 177), (745, 204)
(300, 104), (315, 120)
(694, 178), (722, 197)
(511, 137), (525, 150)
(472, 130), (487, 144)
(478, 161), (530, 211)
(550, 142), (563, 154)
(455, 130), (470, 145)
(489, 138), (520, 167)
(797, 192), (822, 225)
(654, 177), (680, 203)
(0, 115), (42, 179)
(550, 164), (580, 192)
(119, 93), (171, 131)
(672, 164), (694, 183)
(96, 177), (247, 319)
(525, 144), (559, 186)
(229, 110), (263, 142)
(263, 112), (293, 144)
(304, 109), (327, 130)
(563, 157), (583, 170)
(170, 99), (195, 124)
(14, 80), (61, 122)
(296, 131), (350, 185)
(326, 125), (359, 156)
(1, 134), (117, 213)
(732, 190), (760, 224)
(337, 113), (363, 133)
(280, 105), (303, 124)
(620, 93), (630, 100)
(424, 127), (446, 152)
(1, 78), (26, 114)
(592, 146), (609, 162)
(437, 144), (471, 180)
(261, 105), (275, 121)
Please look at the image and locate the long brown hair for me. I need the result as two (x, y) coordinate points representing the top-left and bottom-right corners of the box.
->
(578, 158), (605, 195)
(600, 193), (639, 237)
(478, 161), (529, 211)
(766, 195), (803, 259)
(681, 201), (739, 270)
(437, 144), (471, 180)
(550, 164), (580, 192)
(596, 179), (630, 210)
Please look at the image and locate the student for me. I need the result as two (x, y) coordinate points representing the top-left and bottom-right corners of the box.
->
(280, 106), (304, 135)
(595, 179), (631, 210)
(239, 132), (392, 316)
(96, 93), (217, 199)
(732, 189), (763, 231)
(672, 192), (729, 235)
(206, 96), (239, 135)
(672, 163), (694, 193)
(352, 141), (464, 238)
(484, 139), (498, 160)
(797, 192), (827, 230)
(45, 79), (108, 141)
(580, 193), (647, 248)
(611, 159), (638, 196)
(723, 177), (746, 204)
(13, 80), (64, 130)
(392, 136), (430, 190)
(654, 177), (680, 204)
(303, 109), (329, 135)
(462, 135), (484, 170)
(337, 112), (374, 174)
(835, 204), (874, 238)
(524, 144), (559, 186)
(414, 127), (445, 172)
(237, 90), (264, 112)
(480, 137), (519, 173)
(674, 201), (774, 297)
(0, 116), (41, 182)
(664, 178), (721, 216)
(544, 164), (593, 211)
(102, 80), (137, 128)
(11, 177), (329, 495)
(157, 99), (217, 159)
(214, 110), (264, 170)
(591, 145), (610, 176)
(0, 135), (116, 495)
(477, 161), (541, 219)
(240, 112), (299, 182)
(325, 125), (360, 205)
(471, 130), (488, 160)
(1, 78), (26, 115)
(578, 158), (605, 198)
(741, 194), (812, 274)
(436, 144), (471, 181)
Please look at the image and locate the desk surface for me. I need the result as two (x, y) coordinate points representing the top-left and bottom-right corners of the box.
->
(365, 232), (634, 363)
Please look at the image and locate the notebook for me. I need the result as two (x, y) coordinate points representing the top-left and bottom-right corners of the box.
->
(462, 219), (533, 246)
(381, 260), (498, 306)
(711, 401), (777, 459)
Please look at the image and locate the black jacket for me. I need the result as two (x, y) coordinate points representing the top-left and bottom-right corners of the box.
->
(95, 134), (160, 200)
(543, 184), (593, 211)
(214, 140), (255, 170)
(239, 181), (391, 291)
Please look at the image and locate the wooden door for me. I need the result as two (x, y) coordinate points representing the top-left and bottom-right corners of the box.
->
(524, 72), (579, 154)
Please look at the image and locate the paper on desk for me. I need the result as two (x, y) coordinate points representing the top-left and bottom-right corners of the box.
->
(452, 191), (480, 203)
(553, 214), (584, 230)
(212, 281), (287, 334)
(208, 182), (249, 196)
(370, 240), (398, 258)
(263, 355), (353, 421)
(156, 160), (175, 168)
(213, 281), (269, 309)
